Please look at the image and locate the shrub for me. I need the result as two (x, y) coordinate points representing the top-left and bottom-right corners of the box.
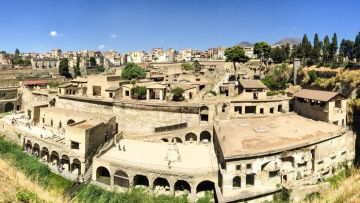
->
(76, 184), (189, 203)
(121, 63), (146, 80)
(308, 69), (318, 83)
(171, 87), (185, 101)
(181, 63), (193, 71)
(131, 86), (147, 100)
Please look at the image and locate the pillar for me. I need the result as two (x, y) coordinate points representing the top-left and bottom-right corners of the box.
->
(159, 89), (164, 100)
(146, 89), (150, 100)
(190, 184), (197, 202)
(241, 174), (246, 188)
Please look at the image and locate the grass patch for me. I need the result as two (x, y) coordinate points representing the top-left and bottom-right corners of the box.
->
(326, 164), (352, 188)
(76, 184), (190, 203)
(0, 138), (73, 194)
(15, 187), (44, 203)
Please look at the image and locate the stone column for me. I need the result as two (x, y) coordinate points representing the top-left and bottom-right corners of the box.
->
(159, 89), (164, 100)
(146, 89), (150, 100)
(190, 184), (197, 202)
(241, 174), (246, 188)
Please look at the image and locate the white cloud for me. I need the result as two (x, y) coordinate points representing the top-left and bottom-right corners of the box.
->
(98, 44), (105, 49)
(50, 31), (58, 37)
(110, 33), (118, 38)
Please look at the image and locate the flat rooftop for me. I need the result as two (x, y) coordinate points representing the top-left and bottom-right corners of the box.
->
(99, 139), (218, 174)
(215, 114), (342, 159)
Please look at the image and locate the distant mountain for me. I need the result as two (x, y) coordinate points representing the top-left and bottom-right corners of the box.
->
(237, 41), (254, 47)
(273, 38), (301, 46)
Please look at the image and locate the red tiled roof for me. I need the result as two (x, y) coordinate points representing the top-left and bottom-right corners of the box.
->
(23, 80), (48, 85)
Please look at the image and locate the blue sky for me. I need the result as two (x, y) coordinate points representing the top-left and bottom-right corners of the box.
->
(0, 0), (359, 53)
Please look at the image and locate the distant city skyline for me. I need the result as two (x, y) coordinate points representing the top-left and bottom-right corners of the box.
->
(1, 0), (360, 53)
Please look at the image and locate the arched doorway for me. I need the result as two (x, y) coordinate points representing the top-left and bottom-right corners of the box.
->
(133, 175), (149, 187)
(200, 106), (209, 122)
(32, 143), (40, 157)
(96, 166), (111, 185)
(4, 102), (14, 112)
(60, 155), (70, 171)
(114, 170), (130, 188)
(153, 177), (170, 191)
(200, 131), (211, 143)
(41, 147), (49, 162)
(175, 180), (191, 194)
(172, 137), (182, 143)
(67, 119), (75, 125)
(233, 176), (241, 188)
(71, 159), (81, 175)
(278, 105), (283, 112)
(185, 133), (197, 142)
(50, 151), (59, 165)
(161, 138), (169, 142)
(196, 180), (215, 198)
(25, 140), (32, 152)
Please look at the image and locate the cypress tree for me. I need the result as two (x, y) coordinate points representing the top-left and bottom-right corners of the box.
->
(322, 36), (331, 65)
(354, 32), (360, 63)
(312, 33), (322, 64)
(330, 33), (338, 62)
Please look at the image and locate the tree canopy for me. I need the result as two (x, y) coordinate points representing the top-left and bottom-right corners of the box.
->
(193, 60), (202, 72)
(254, 42), (272, 59)
(131, 86), (146, 100)
(121, 62), (146, 80)
(59, 58), (72, 78)
(171, 87), (185, 101)
(224, 46), (249, 71)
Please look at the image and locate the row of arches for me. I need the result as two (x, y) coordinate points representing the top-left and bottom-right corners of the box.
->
(24, 139), (81, 175)
(96, 167), (215, 195)
(160, 131), (212, 144)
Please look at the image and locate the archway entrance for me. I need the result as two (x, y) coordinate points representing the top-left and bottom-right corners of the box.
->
(96, 166), (111, 185)
(185, 133), (197, 142)
(67, 119), (75, 125)
(32, 143), (40, 157)
(4, 102), (14, 112)
(60, 155), (70, 171)
(133, 175), (149, 187)
(175, 180), (191, 194)
(41, 147), (49, 162)
(50, 151), (59, 165)
(200, 131), (211, 143)
(153, 177), (170, 192)
(114, 170), (130, 188)
(71, 159), (81, 175)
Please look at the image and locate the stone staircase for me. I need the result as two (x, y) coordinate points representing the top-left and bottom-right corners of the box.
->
(83, 164), (93, 182)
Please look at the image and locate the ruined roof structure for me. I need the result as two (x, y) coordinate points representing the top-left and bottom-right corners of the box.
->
(293, 89), (346, 102)
(239, 79), (267, 89)
(215, 114), (341, 159)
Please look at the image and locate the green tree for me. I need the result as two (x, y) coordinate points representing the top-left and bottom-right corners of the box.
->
(171, 87), (185, 101)
(121, 62), (146, 80)
(131, 86), (146, 100)
(312, 33), (322, 64)
(261, 63), (291, 90)
(270, 46), (287, 64)
(339, 39), (354, 62)
(74, 57), (81, 77)
(59, 58), (71, 78)
(354, 32), (360, 63)
(224, 45), (249, 71)
(301, 34), (312, 64)
(181, 63), (193, 71)
(322, 36), (331, 65)
(330, 33), (338, 62)
(254, 42), (271, 75)
(193, 60), (202, 72)
(12, 48), (21, 65)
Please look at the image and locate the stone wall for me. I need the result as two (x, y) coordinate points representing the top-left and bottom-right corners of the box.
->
(56, 97), (200, 135)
